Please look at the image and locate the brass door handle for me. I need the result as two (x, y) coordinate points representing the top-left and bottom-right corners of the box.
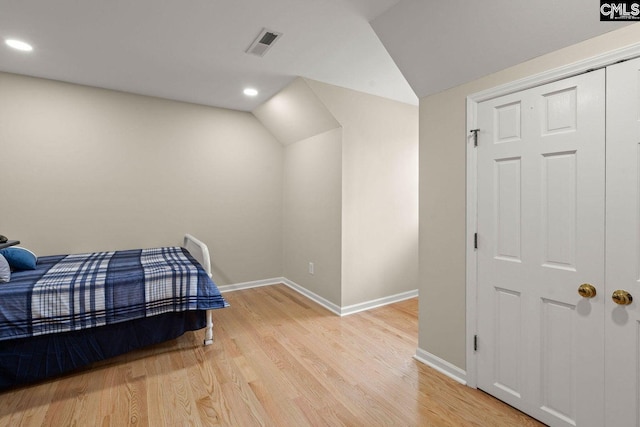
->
(612, 290), (633, 305)
(578, 283), (597, 298)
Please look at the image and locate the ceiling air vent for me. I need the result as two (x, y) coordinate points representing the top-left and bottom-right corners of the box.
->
(246, 28), (283, 57)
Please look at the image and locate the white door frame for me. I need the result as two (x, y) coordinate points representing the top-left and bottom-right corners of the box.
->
(465, 43), (640, 389)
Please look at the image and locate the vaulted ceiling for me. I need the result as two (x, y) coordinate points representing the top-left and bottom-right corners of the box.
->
(0, 0), (630, 112)
(372, 0), (630, 98)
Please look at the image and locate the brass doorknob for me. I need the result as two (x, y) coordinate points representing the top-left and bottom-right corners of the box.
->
(612, 290), (633, 305)
(578, 283), (597, 298)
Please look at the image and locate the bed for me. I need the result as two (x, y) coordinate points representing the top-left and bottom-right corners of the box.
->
(0, 234), (228, 390)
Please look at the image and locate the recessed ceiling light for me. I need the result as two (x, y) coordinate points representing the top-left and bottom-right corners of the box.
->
(5, 39), (33, 52)
(243, 88), (258, 97)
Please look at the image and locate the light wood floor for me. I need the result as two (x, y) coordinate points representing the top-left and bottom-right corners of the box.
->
(0, 284), (543, 426)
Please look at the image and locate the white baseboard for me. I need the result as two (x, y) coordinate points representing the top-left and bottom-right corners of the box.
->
(218, 277), (417, 317)
(280, 278), (342, 315)
(217, 277), (283, 293)
(340, 289), (418, 316)
(414, 348), (467, 386)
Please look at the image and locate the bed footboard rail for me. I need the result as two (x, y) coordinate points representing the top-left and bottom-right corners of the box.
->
(204, 310), (214, 346)
(183, 234), (217, 346)
(183, 234), (212, 277)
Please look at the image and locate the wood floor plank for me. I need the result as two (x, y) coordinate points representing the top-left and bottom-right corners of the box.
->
(0, 284), (543, 426)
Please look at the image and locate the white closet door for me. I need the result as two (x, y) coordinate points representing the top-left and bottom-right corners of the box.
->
(606, 57), (640, 427)
(476, 70), (606, 426)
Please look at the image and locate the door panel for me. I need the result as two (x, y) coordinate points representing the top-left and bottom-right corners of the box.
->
(477, 70), (605, 426)
(605, 57), (640, 427)
(540, 298), (576, 423)
(542, 151), (577, 269)
(495, 158), (521, 261)
(493, 287), (522, 398)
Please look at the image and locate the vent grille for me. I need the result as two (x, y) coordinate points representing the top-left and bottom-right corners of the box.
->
(246, 28), (282, 57)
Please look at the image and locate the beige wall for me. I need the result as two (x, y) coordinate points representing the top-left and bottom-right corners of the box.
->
(0, 72), (284, 286)
(255, 78), (343, 305)
(307, 79), (419, 307)
(419, 23), (640, 370)
(254, 77), (418, 308)
(283, 129), (343, 304)
(0, 70), (418, 310)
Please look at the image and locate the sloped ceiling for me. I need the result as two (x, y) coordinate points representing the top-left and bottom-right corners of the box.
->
(253, 78), (340, 146)
(372, 0), (632, 99)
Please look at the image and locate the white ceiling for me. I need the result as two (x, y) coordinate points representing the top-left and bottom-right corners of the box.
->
(0, 0), (632, 112)
(372, 0), (632, 98)
(0, 0), (414, 112)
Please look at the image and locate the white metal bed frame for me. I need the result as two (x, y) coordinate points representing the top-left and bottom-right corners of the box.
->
(183, 234), (215, 346)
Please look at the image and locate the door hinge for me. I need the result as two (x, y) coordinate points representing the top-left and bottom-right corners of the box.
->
(474, 335), (478, 351)
(474, 232), (478, 249)
(470, 129), (480, 147)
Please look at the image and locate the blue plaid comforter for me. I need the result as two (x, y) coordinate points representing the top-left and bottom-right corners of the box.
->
(0, 247), (229, 341)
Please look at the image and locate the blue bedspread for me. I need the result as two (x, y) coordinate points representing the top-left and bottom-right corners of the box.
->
(0, 246), (228, 341)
